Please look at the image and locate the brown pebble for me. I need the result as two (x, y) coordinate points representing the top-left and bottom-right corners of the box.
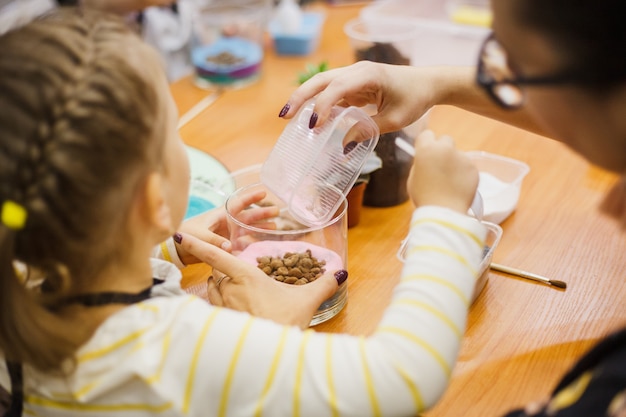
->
(284, 276), (298, 285)
(255, 249), (327, 286)
(257, 256), (271, 265)
(298, 257), (313, 269)
(283, 255), (299, 267)
(288, 267), (303, 278)
(270, 259), (284, 269)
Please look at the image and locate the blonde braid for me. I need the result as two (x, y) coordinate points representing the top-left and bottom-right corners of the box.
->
(0, 7), (161, 372)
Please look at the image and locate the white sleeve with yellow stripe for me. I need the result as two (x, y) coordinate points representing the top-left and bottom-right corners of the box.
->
(189, 206), (485, 416)
(152, 236), (186, 269)
(197, 206), (485, 416)
(19, 205), (485, 417)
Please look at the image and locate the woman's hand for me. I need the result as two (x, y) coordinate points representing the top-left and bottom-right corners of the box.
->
(175, 188), (279, 265)
(176, 233), (344, 329)
(280, 61), (442, 135)
(407, 130), (479, 214)
(282, 62), (548, 139)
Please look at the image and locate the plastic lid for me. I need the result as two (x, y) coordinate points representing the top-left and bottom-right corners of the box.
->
(261, 99), (379, 226)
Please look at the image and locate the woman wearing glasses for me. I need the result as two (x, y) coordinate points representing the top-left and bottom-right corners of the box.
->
(278, 0), (626, 415)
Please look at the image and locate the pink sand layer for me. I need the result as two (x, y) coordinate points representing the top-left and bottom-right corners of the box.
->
(236, 241), (343, 271)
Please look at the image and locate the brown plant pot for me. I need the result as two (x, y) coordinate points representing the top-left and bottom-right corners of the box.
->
(347, 179), (368, 228)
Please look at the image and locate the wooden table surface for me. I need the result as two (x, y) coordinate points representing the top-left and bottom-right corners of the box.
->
(171, 3), (626, 416)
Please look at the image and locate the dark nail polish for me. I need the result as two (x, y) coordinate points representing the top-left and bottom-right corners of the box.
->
(334, 269), (348, 285)
(278, 103), (290, 118)
(308, 112), (318, 129)
(343, 141), (358, 155)
(173, 232), (182, 244)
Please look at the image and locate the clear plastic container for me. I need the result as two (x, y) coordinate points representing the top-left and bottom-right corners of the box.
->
(466, 151), (530, 224)
(358, 0), (490, 67)
(343, 19), (423, 208)
(261, 99), (379, 226)
(344, 17), (419, 66)
(397, 221), (503, 303)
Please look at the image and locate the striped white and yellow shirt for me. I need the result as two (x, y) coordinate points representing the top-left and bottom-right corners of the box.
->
(0, 206), (486, 417)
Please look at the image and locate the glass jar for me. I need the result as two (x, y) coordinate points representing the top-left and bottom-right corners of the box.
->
(225, 182), (348, 326)
(190, 0), (271, 89)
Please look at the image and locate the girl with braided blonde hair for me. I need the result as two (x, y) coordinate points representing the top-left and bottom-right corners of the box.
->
(0, 6), (489, 417)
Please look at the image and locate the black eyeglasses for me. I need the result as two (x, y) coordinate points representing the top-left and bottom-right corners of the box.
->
(476, 32), (601, 109)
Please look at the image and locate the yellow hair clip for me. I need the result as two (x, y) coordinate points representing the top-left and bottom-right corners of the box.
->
(1, 200), (27, 230)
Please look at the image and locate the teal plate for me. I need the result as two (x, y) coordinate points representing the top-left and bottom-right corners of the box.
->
(185, 146), (232, 219)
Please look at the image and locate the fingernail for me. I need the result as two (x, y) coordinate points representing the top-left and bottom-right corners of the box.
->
(343, 141), (357, 155)
(334, 269), (348, 285)
(173, 232), (182, 244)
(308, 112), (318, 129)
(278, 103), (290, 118)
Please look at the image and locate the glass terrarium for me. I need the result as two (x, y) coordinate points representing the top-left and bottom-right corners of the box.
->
(225, 182), (348, 326)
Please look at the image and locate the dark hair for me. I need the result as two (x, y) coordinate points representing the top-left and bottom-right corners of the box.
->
(0, 8), (162, 371)
(514, 0), (626, 87)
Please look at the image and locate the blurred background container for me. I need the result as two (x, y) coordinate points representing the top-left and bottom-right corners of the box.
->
(268, 0), (326, 56)
(190, 0), (272, 90)
(358, 0), (490, 67)
(342, 0), (490, 208)
(269, 11), (325, 56)
(344, 17), (418, 66)
(343, 11), (420, 207)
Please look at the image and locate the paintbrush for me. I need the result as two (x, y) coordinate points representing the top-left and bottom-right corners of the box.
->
(490, 263), (567, 289)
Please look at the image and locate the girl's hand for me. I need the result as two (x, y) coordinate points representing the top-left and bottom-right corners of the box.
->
(176, 233), (344, 329)
(175, 189), (278, 265)
(407, 130), (479, 214)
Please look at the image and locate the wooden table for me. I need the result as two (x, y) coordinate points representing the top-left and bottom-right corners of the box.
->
(171, 3), (626, 416)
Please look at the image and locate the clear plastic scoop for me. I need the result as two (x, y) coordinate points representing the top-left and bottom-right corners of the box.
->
(262, 99), (380, 226)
